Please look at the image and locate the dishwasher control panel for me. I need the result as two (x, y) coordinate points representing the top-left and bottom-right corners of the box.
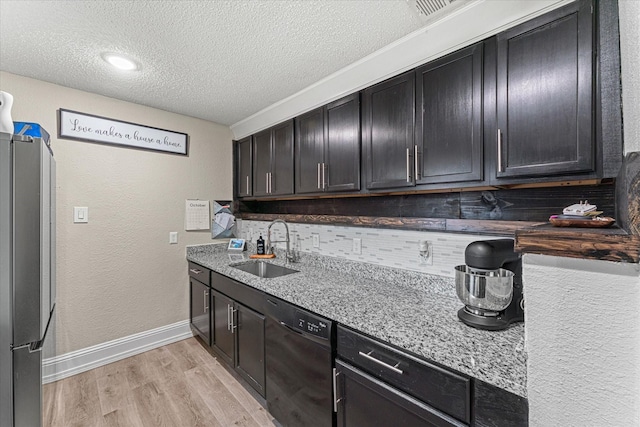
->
(296, 310), (330, 340)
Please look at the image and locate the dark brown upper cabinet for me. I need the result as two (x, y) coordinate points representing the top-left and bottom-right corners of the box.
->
(495, 0), (594, 179)
(252, 120), (294, 197)
(295, 93), (361, 194)
(363, 71), (416, 190)
(295, 107), (325, 194)
(235, 136), (252, 198)
(415, 42), (484, 185)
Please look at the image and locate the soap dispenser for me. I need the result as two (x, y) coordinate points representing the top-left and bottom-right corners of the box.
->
(256, 234), (265, 255)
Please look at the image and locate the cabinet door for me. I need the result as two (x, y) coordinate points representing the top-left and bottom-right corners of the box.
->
(363, 71), (416, 190)
(336, 361), (464, 427)
(253, 129), (271, 197)
(416, 43), (483, 185)
(295, 107), (325, 194)
(190, 279), (210, 345)
(496, 0), (593, 178)
(325, 93), (361, 192)
(211, 289), (234, 365)
(235, 304), (266, 397)
(236, 136), (252, 198)
(271, 120), (295, 196)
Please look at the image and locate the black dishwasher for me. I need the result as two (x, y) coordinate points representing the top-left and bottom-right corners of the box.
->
(265, 296), (334, 427)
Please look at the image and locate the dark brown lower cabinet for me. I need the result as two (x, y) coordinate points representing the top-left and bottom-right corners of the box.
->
(210, 288), (266, 397)
(211, 289), (234, 364)
(473, 380), (529, 427)
(336, 325), (528, 427)
(189, 278), (210, 345)
(235, 304), (265, 395)
(335, 360), (465, 427)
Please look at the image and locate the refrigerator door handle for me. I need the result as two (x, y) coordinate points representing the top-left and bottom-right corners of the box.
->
(10, 342), (43, 353)
(12, 303), (56, 353)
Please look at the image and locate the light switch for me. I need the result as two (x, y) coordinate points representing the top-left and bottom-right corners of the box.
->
(169, 232), (178, 244)
(73, 207), (88, 223)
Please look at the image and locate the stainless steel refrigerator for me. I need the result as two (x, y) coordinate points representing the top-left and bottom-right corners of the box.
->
(1, 130), (56, 427)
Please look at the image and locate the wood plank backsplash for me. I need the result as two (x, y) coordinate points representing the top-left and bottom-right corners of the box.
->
(238, 183), (616, 223)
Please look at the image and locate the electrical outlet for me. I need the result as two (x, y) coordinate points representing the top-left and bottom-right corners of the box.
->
(169, 232), (178, 244)
(419, 240), (433, 265)
(352, 238), (362, 254)
(312, 234), (320, 248)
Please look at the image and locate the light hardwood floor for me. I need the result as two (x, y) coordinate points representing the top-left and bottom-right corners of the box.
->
(43, 338), (279, 427)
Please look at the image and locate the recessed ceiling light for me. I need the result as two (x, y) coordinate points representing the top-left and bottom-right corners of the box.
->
(101, 53), (139, 71)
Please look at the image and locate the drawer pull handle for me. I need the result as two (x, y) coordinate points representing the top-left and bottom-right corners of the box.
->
(189, 268), (202, 274)
(358, 350), (404, 375)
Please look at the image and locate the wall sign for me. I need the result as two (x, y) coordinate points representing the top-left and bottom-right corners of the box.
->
(58, 109), (188, 155)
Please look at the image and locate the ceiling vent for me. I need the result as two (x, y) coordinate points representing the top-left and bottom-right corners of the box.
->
(414, 0), (453, 16)
(408, 0), (469, 23)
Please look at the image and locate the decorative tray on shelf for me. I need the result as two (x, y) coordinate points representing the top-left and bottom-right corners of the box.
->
(549, 215), (616, 228)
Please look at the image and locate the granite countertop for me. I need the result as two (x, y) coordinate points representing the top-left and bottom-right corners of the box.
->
(186, 243), (527, 398)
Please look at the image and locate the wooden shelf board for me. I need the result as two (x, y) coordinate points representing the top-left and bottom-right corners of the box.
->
(515, 224), (639, 263)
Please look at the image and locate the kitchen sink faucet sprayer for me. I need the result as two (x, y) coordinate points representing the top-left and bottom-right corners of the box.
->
(266, 219), (297, 262)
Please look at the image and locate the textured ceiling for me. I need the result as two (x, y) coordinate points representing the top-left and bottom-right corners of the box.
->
(0, 0), (427, 126)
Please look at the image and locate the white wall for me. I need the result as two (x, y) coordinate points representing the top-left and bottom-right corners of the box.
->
(0, 71), (232, 355)
(523, 5), (640, 425)
(524, 255), (640, 426)
(620, 0), (640, 154)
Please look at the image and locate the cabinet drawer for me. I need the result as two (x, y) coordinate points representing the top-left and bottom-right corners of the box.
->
(211, 271), (264, 313)
(336, 360), (466, 427)
(188, 262), (210, 286)
(337, 326), (470, 424)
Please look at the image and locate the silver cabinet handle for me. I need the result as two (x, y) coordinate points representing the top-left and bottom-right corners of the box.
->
(268, 172), (273, 194)
(332, 368), (341, 412)
(227, 304), (231, 331)
(317, 163), (321, 189)
(497, 128), (503, 173)
(203, 290), (209, 313)
(358, 350), (404, 375)
(414, 145), (420, 180)
(407, 148), (411, 182)
(189, 268), (202, 274)
(230, 307), (237, 332)
(322, 162), (326, 190)
(246, 175), (249, 195)
(265, 173), (269, 194)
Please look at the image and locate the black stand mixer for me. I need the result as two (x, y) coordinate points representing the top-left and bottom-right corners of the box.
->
(454, 239), (524, 330)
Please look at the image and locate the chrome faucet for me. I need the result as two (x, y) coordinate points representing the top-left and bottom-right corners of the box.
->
(266, 219), (296, 262)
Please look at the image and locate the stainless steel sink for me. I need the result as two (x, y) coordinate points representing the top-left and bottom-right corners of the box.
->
(231, 261), (299, 279)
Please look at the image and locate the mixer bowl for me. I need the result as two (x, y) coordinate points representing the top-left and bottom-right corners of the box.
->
(455, 265), (514, 312)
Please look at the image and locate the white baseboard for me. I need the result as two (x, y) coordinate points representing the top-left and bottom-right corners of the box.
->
(42, 320), (193, 384)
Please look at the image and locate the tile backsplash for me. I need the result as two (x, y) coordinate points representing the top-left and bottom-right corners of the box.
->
(238, 219), (497, 278)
